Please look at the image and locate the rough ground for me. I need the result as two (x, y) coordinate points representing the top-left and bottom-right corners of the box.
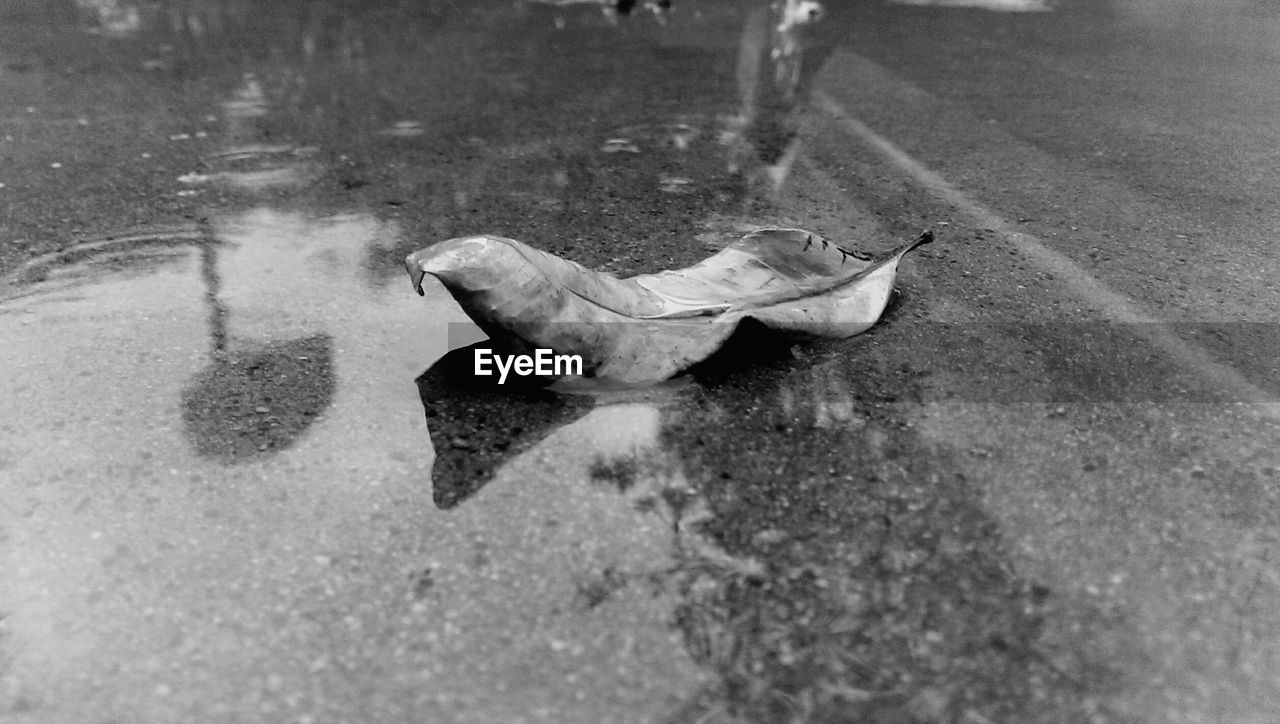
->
(3, 0), (1280, 722)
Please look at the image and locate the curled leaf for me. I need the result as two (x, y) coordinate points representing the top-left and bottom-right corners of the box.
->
(406, 228), (932, 384)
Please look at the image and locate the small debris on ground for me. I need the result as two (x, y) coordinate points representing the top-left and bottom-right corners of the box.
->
(601, 138), (641, 153)
(378, 121), (425, 138)
(658, 174), (694, 193)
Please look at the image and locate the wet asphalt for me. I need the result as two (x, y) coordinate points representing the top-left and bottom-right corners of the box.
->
(3, 0), (1280, 722)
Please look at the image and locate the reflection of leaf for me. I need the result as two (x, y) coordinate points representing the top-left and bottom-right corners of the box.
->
(406, 229), (931, 383)
(415, 343), (593, 508)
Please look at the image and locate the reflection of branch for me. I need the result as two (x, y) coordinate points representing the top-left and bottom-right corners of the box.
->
(197, 219), (228, 359)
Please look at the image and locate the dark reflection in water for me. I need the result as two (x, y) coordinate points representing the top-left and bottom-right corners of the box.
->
(662, 327), (1122, 722)
(415, 342), (592, 508)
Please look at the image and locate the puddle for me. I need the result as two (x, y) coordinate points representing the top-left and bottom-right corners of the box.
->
(1, 208), (439, 711)
(0, 207), (718, 721)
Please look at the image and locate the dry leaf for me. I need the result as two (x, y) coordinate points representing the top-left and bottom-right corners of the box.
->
(406, 228), (932, 384)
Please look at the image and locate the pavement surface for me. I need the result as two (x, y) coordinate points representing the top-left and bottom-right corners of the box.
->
(2, 0), (1280, 722)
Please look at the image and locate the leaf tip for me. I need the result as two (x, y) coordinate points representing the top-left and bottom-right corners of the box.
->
(405, 252), (427, 296)
(900, 229), (934, 256)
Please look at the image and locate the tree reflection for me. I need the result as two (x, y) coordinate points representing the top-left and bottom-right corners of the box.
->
(179, 234), (336, 463)
(725, 0), (834, 196)
(652, 326), (1118, 722)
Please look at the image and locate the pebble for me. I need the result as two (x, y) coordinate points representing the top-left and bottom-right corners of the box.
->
(751, 528), (786, 545)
